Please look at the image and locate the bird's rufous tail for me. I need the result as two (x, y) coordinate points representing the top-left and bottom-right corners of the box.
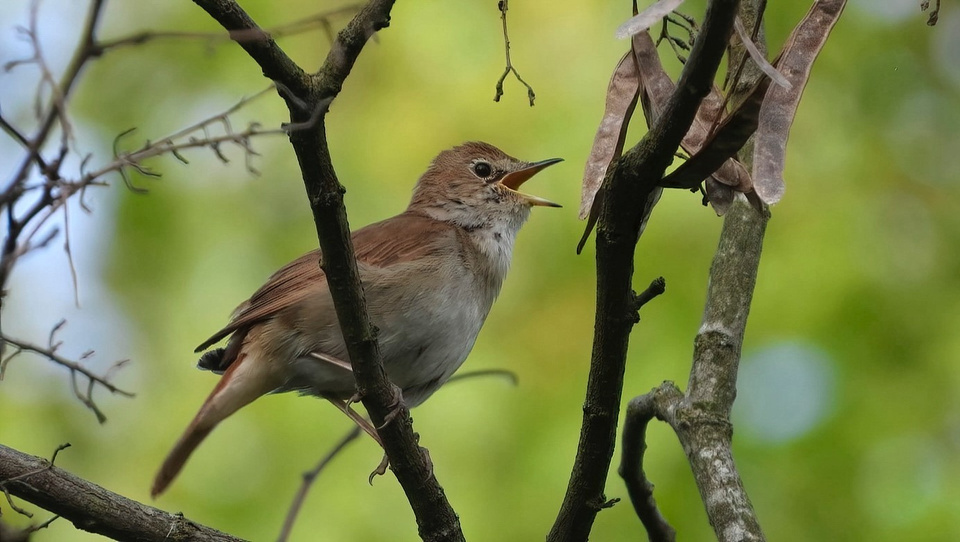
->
(151, 353), (278, 497)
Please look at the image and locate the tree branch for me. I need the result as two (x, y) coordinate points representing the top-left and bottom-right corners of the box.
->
(277, 427), (361, 542)
(678, 199), (767, 541)
(92, 5), (361, 54)
(190, 2), (464, 540)
(620, 1), (770, 539)
(1, 330), (134, 423)
(189, 0), (308, 97)
(549, 2), (741, 540)
(0, 443), (245, 542)
(664, 2), (769, 538)
(618, 387), (681, 542)
(621, 192), (769, 542)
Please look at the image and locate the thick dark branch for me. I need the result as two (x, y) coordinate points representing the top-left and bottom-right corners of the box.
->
(548, 2), (740, 540)
(0, 443), (244, 542)
(191, 2), (463, 541)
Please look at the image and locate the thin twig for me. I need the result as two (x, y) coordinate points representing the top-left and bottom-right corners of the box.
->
(630, 277), (667, 313)
(5, 0), (106, 196)
(61, 201), (80, 307)
(276, 427), (362, 542)
(1, 331), (133, 424)
(93, 5), (362, 54)
(493, 1), (536, 106)
(25, 514), (60, 535)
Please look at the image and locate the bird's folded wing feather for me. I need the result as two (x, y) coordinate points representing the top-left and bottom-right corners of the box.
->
(194, 212), (456, 352)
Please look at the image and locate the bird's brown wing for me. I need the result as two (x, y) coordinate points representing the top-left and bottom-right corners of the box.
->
(194, 211), (455, 353)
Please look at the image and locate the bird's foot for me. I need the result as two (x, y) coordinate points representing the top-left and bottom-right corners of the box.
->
(368, 454), (390, 485)
(376, 389), (405, 431)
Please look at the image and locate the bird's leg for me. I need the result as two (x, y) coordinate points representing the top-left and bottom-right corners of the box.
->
(309, 351), (353, 372)
(322, 394), (396, 484)
(345, 389), (403, 430)
(322, 395), (382, 447)
(344, 389), (404, 484)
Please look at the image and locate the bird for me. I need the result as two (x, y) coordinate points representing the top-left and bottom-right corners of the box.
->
(151, 141), (562, 497)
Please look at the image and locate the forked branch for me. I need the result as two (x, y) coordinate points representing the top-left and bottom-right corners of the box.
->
(550, 2), (741, 540)
(190, 1), (463, 540)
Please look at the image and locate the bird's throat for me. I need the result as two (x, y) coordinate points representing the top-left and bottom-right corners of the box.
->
(466, 218), (523, 296)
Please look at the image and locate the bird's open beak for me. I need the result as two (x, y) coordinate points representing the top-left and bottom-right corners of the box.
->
(500, 158), (563, 207)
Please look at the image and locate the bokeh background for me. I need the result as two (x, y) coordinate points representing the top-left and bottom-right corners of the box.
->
(1, 0), (958, 540)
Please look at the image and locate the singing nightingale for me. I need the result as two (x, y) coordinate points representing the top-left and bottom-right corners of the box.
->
(151, 141), (561, 497)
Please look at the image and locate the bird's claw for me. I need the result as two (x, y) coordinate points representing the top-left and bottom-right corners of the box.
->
(376, 390), (405, 431)
(368, 454), (390, 485)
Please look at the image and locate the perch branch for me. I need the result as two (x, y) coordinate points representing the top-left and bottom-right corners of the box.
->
(191, 1), (464, 540)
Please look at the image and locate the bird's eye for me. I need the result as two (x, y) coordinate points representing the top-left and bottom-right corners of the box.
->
(472, 161), (492, 178)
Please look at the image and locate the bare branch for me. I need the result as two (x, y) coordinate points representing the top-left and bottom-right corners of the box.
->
(93, 5), (362, 54)
(630, 277), (666, 312)
(1, 328), (134, 423)
(550, 2), (740, 539)
(5, 0), (106, 195)
(493, 1), (536, 106)
(619, 387), (681, 542)
(277, 427), (362, 542)
(88, 92), (281, 188)
(191, 1), (464, 540)
(0, 443), (246, 542)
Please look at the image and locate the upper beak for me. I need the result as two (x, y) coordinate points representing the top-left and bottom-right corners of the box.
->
(499, 158), (563, 207)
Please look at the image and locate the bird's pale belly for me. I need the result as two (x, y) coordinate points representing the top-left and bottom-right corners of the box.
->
(279, 276), (489, 407)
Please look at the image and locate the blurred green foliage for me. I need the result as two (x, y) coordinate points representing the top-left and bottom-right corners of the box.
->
(1, 0), (959, 541)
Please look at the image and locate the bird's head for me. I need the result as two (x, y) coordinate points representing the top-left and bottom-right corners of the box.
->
(409, 141), (562, 229)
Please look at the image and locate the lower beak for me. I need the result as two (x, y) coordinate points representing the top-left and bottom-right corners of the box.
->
(500, 158), (563, 207)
